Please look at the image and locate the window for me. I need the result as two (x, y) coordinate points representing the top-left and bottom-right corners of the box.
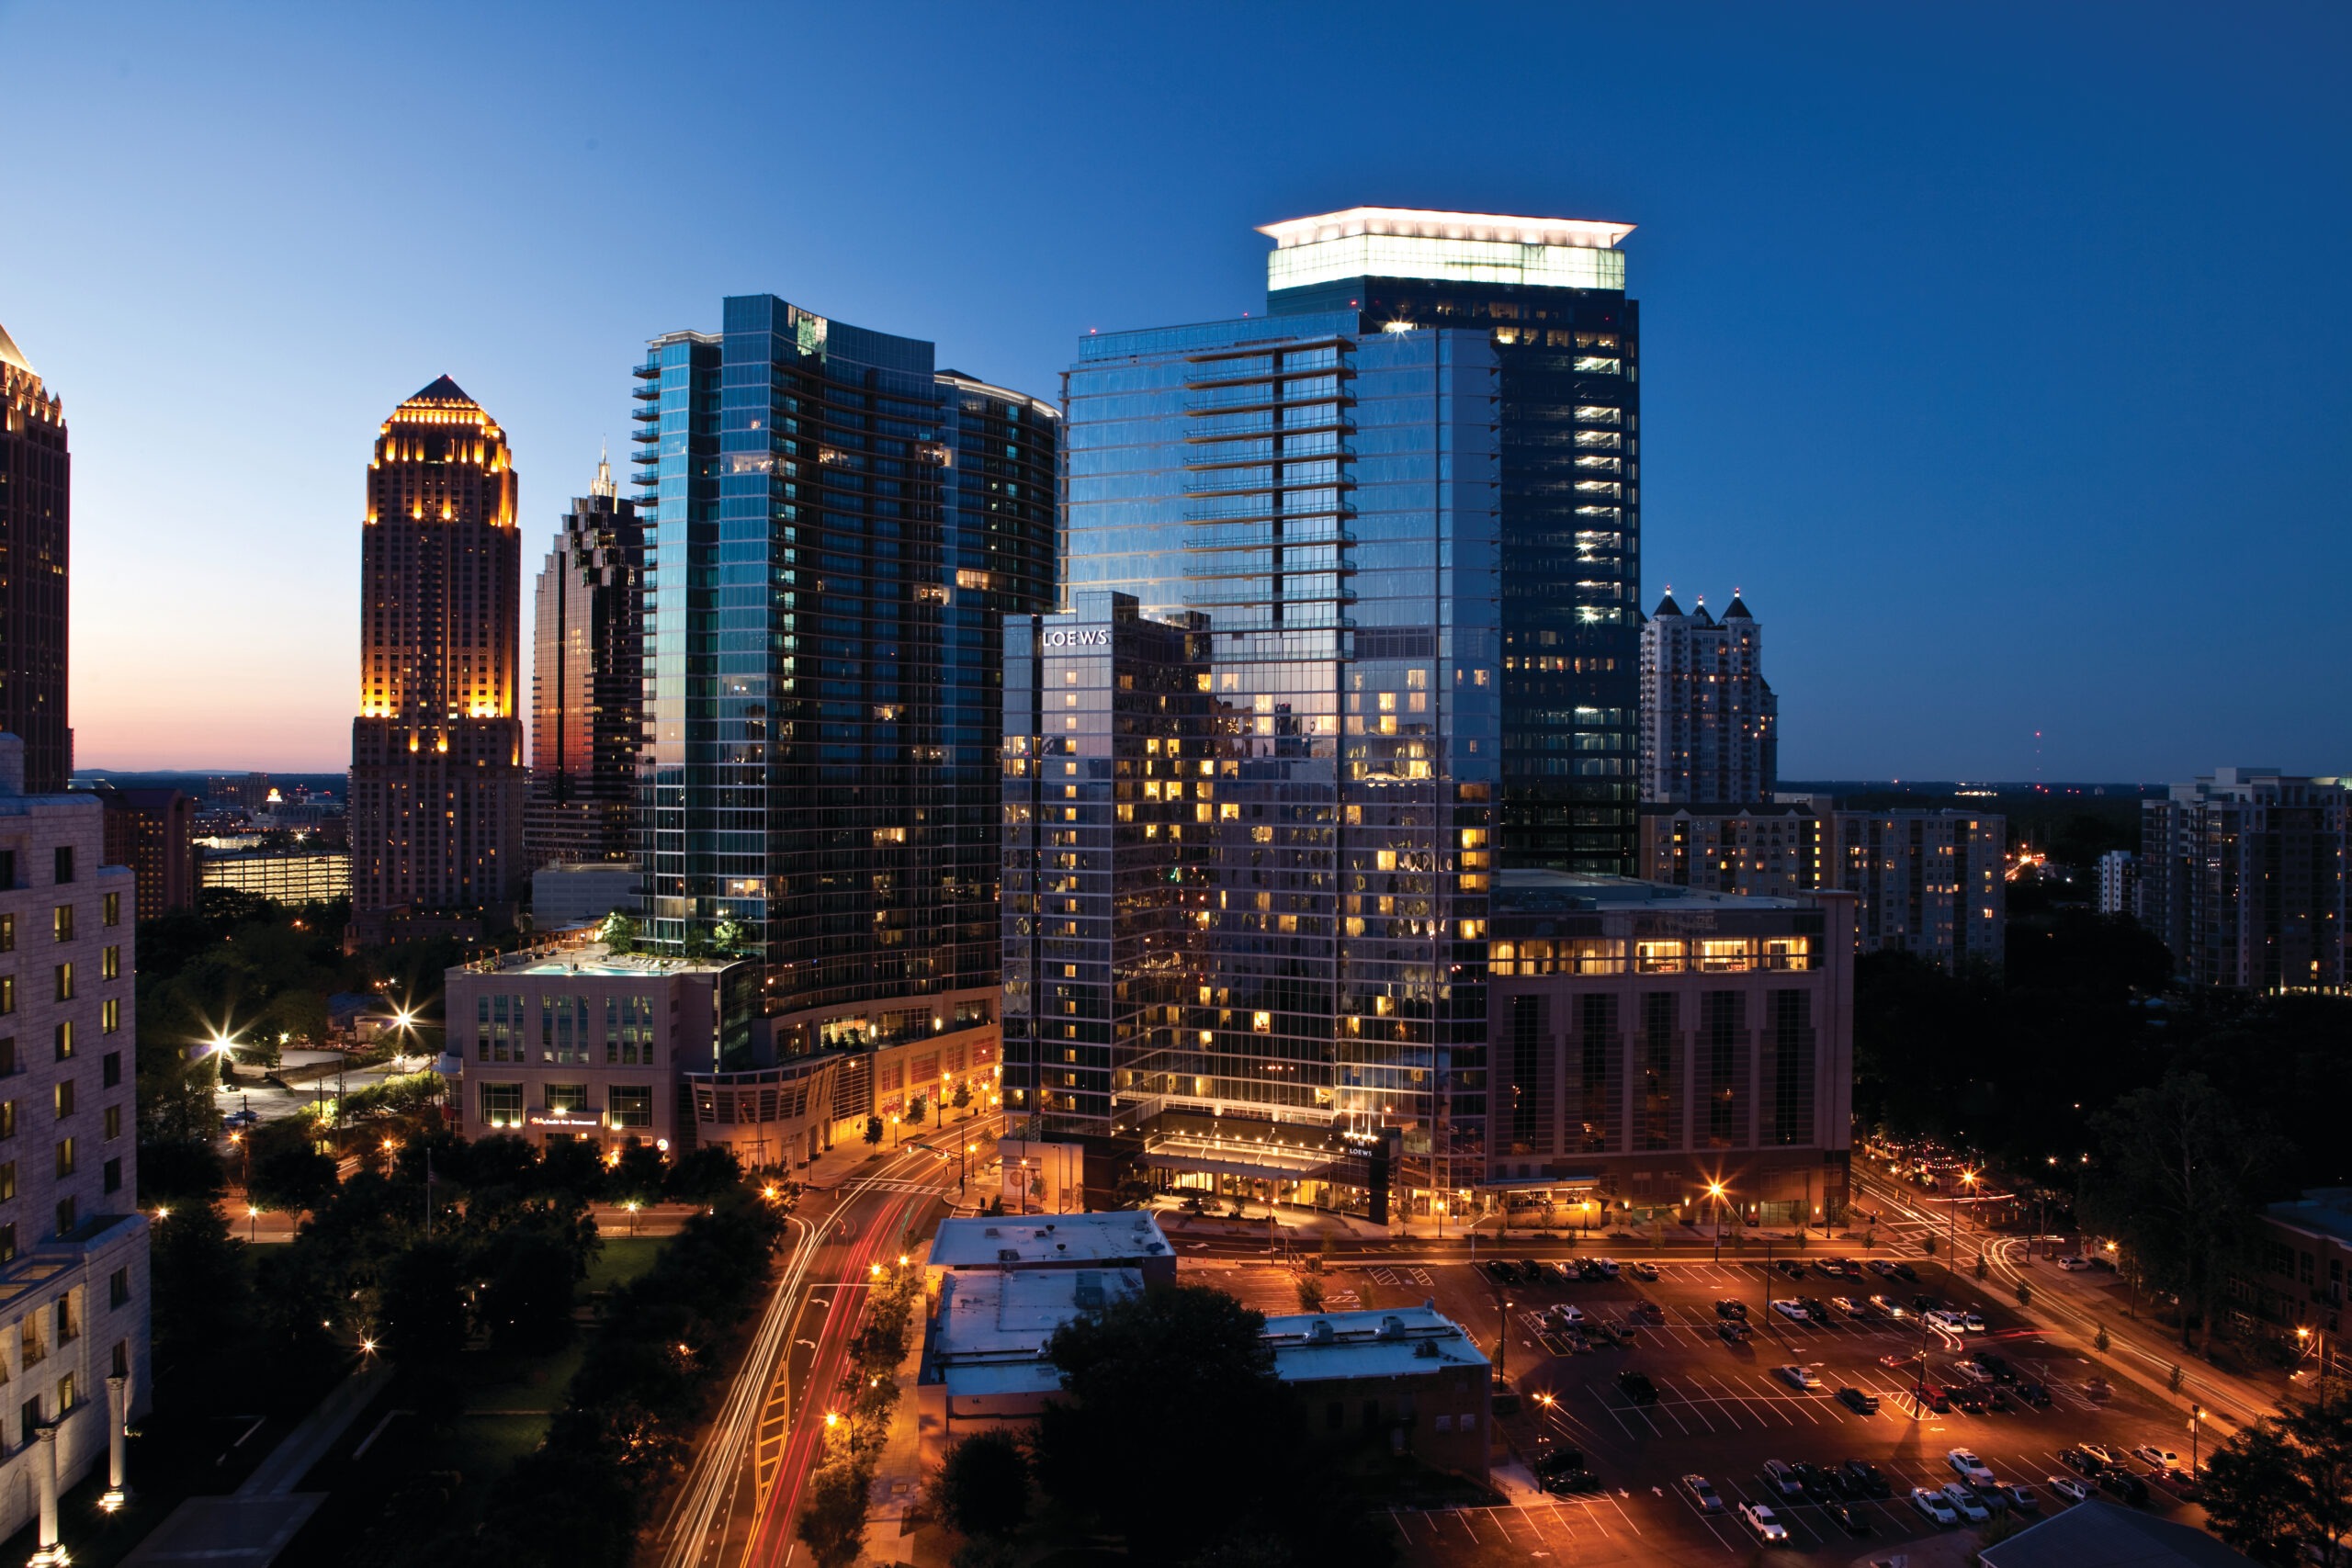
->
(0, 1225), (15, 1265)
(110, 1340), (127, 1379)
(0, 1163), (13, 1200)
(101, 998), (119, 1035)
(52, 847), (72, 886)
(100, 1052), (119, 1089)
(0, 1040), (13, 1077)
(100, 947), (119, 981)
(53, 964), (72, 1003)
(104, 1106), (120, 1141)
(607, 1085), (653, 1129)
(107, 1269), (128, 1310)
(0, 1104), (12, 1139)
(53, 1296), (74, 1344)
(54, 1138), (74, 1178)
(52, 1081), (71, 1119)
(56, 1374), (72, 1415)
(479, 1082), (523, 1129)
(52, 1022), (70, 1061)
(102, 1158), (119, 1194)
(0, 977), (13, 1016)
(0, 852), (13, 891)
(17, 1400), (36, 1447)
(52, 1198), (72, 1236)
(51, 907), (71, 943)
(102, 893), (119, 928)
(546, 1083), (589, 1116)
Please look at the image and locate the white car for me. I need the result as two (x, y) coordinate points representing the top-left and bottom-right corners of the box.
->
(2048, 1473), (2090, 1503)
(1948, 1448), (1995, 1486)
(1925, 1309), (1967, 1332)
(1683, 1473), (1724, 1513)
(2057, 1256), (2092, 1270)
(1911, 1487), (1960, 1526)
(1951, 1360), (1994, 1384)
(1770, 1298), (1810, 1322)
(1868, 1293), (1906, 1318)
(2132, 1444), (2181, 1469)
(1941, 1482), (1991, 1522)
(1962, 1312), (1986, 1332)
(1592, 1257), (1621, 1278)
(1829, 1294), (1862, 1315)
(1551, 1304), (1588, 1326)
(1738, 1502), (1789, 1543)
(1774, 1363), (1822, 1389)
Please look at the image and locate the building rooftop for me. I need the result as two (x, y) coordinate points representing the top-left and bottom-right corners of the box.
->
(1977, 1499), (2254, 1568)
(1258, 208), (1633, 251)
(929, 1212), (1172, 1270)
(933, 1267), (1145, 1361)
(1496, 869), (1812, 912)
(2267, 1188), (2352, 1247)
(458, 939), (741, 979)
(1261, 1306), (1489, 1382)
(1260, 208), (1633, 295)
(0, 320), (32, 376)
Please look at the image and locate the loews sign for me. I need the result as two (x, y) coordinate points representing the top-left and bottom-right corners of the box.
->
(1040, 626), (1110, 649)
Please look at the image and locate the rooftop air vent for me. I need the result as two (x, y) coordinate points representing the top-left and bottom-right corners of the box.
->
(1413, 1339), (1441, 1359)
(1307, 1319), (1336, 1343)
(1377, 1315), (1406, 1340)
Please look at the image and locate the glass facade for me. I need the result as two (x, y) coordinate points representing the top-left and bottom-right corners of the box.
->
(1015, 310), (1500, 1209)
(1266, 231), (1642, 874)
(635, 298), (1055, 1021)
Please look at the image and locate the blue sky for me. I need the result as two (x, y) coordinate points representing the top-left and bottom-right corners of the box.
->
(4, 2), (2345, 776)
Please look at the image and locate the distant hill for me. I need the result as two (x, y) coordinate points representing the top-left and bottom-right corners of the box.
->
(71, 770), (347, 801)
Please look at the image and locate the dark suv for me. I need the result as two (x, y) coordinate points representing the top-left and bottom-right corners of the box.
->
(1838, 1459), (1891, 1498)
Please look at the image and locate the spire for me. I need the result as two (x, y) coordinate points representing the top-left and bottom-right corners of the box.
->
(407, 374), (471, 403)
(0, 320), (32, 377)
(591, 442), (616, 500)
(1723, 588), (1753, 620)
(1691, 593), (1713, 627)
(1653, 586), (1683, 617)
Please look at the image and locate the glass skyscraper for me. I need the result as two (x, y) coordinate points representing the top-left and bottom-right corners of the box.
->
(1261, 209), (1643, 874)
(634, 298), (1056, 1037)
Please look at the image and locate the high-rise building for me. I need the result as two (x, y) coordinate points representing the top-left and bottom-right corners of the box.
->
(633, 299), (1056, 1044)
(1639, 800), (1823, 897)
(349, 378), (526, 929)
(96, 787), (198, 918)
(2097, 849), (2137, 918)
(2139, 769), (2348, 992)
(1014, 288), (1502, 1219)
(1639, 589), (1775, 804)
(0, 735), (151, 1539)
(1260, 209), (1642, 874)
(526, 452), (644, 871)
(0, 321), (70, 793)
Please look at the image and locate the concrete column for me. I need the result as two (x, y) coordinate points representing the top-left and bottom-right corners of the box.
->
(28, 1423), (62, 1565)
(103, 1372), (128, 1506)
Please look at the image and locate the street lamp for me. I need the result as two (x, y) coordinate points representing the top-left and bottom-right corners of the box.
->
(2189, 1403), (2202, 1474)
(624, 1200), (641, 1238)
(1707, 1181), (1727, 1263)
(246, 1204), (260, 1242)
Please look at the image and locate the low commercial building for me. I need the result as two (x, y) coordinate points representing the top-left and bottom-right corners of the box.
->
(0, 735), (150, 1539)
(1485, 872), (1857, 1227)
(447, 942), (757, 1154)
(1262, 1308), (1490, 1482)
(198, 845), (350, 904)
(2230, 1187), (2349, 1344)
(1977, 1499), (2255, 1568)
(926, 1212), (1175, 1285)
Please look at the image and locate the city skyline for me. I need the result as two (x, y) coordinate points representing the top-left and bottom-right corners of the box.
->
(5, 4), (2348, 781)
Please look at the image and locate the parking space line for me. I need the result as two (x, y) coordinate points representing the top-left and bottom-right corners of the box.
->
(1586, 1385), (1646, 1439)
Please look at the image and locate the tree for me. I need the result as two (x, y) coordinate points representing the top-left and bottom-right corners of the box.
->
(380, 1237), (470, 1364)
(611, 1138), (667, 1204)
(664, 1145), (742, 1203)
(478, 1216), (590, 1352)
(953, 1078), (973, 1113)
(596, 910), (636, 954)
(797, 1456), (875, 1568)
(1033, 1284), (1295, 1562)
(864, 1116), (884, 1146)
(251, 1144), (340, 1219)
(149, 1201), (248, 1375)
(907, 1094), (928, 1125)
(2201, 1393), (2352, 1567)
(2081, 1070), (2284, 1351)
(928, 1430), (1029, 1540)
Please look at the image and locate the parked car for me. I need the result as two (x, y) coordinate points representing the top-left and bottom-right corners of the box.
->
(1738, 1503), (1789, 1543)
(1532, 1445), (1585, 1478)
(2060, 1447), (2105, 1477)
(1951, 1385), (1990, 1415)
(1631, 1300), (1666, 1323)
(1775, 1258), (1807, 1279)
(1577, 1258), (1610, 1280)
(1918, 1384), (1953, 1413)
(1838, 1459), (1892, 1498)
(1791, 1461), (1837, 1503)
(1868, 1293), (1906, 1318)
(2078, 1443), (2122, 1468)
(1866, 1258), (1899, 1277)
(1592, 1320), (1634, 1347)
(2057, 1255), (2093, 1270)
(2157, 1467), (2201, 1500)
(1948, 1449), (1995, 1486)
(1683, 1473), (1724, 1513)
(1592, 1257), (1621, 1278)
(1617, 1371), (1659, 1405)
(1761, 1459), (1805, 1499)
(1547, 1260), (1579, 1282)
(2131, 1445), (2181, 1470)
(1482, 1259), (1518, 1284)
(1714, 1298), (1748, 1319)
(1892, 1261), (1918, 1280)
(1962, 1312), (1986, 1332)
(1716, 1319), (1751, 1344)
(1925, 1309), (1968, 1332)
(1827, 1501), (1872, 1535)
(1774, 1363), (1822, 1389)
(1828, 1295), (1862, 1316)
(1818, 1258), (1854, 1278)
(2004, 1483), (2041, 1512)
(1910, 1487), (1960, 1526)
(1913, 1293), (1942, 1312)
(1770, 1299), (1811, 1322)
(1973, 1350), (2016, 1382)
(1800, 1296), (1835, 1321)
(1551, 1303), (1588, 1326)
(1952, 1360), (1994, 1384)
(1518, 1258), (1544, 1280)
(2016, 1380), (2052, 1407)
(1544, 1469), (1600, 1495)
(1838, 1385), (1881, 1414)
(2099, 1470), (2150, 1506)
(1626, 1261), (1659, 1281)
(1940, 1483), (1990, 1522)
(2048, 1474), (2091, 1503)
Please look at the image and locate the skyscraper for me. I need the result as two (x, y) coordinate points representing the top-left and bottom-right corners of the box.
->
(634, 298), (1056, 1043)
(1638, 589), (1775, 804)
(349, 377), (526, 927)
(1012, 285), (1502, 1217)
(526, 452), (644, 870)
(1260, 209), (1642, 874)
(0, 321), (70, 793)
(2139, 769), (2348, 992)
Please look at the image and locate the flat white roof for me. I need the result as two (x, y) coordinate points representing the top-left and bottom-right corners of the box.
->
(934, 1267), (1145, 1359)
(1261, 1306), (1490, 1382)
(929, 1212), (1171, 1269)
(1258, 207), (1634, 251)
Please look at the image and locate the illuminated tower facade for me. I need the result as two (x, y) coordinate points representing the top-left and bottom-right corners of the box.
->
(526, 452), (644, 869)
(0, 321), (71, 792)
(350, 377), (526, 919)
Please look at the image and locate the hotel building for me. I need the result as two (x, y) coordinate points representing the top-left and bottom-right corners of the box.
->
(349, 377), (527, 932)
(0, 322), (70, 794)
(526, 452), (644, 872)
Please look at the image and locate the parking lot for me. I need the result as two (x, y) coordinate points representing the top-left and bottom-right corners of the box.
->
(1185, 1247), (2212, 1563)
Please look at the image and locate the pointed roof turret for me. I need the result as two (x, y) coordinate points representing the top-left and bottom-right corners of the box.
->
(1723, 589), (1753, 620)
(408, 374), (472, 403)
(0, 320), (33, 376)
(1652, 587), (1683, 617)
(1690, 594), (1714, 627)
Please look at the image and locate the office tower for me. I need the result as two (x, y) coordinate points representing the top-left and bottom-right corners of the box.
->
(2139, 769), (2348, 991)
(634, 298), (1056, 1043)
(348, 378), (526, 930)
(1486, 874), (1855, 1224)
(0, 321), (70, 793)
(96, 787), (198, 917)
(526, 452), (644, 871)
(1015, 293), (1502, 1219)
(0, 734), (152, 1540)
(1261, 209), (1641, 874)
(2096, 849), (2136, 918)
(1826, 807), (2007, 970)
(1639, 589), (1775, 804)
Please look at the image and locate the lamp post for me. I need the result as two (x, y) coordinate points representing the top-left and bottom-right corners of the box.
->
(1708, 1181), (1727, 1264)
(625, 1200), (640, 1238)
(2189, 1403), (2202, 1475)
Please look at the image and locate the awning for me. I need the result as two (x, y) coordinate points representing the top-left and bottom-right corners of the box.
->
(1144, 1143), (1335, 1181)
